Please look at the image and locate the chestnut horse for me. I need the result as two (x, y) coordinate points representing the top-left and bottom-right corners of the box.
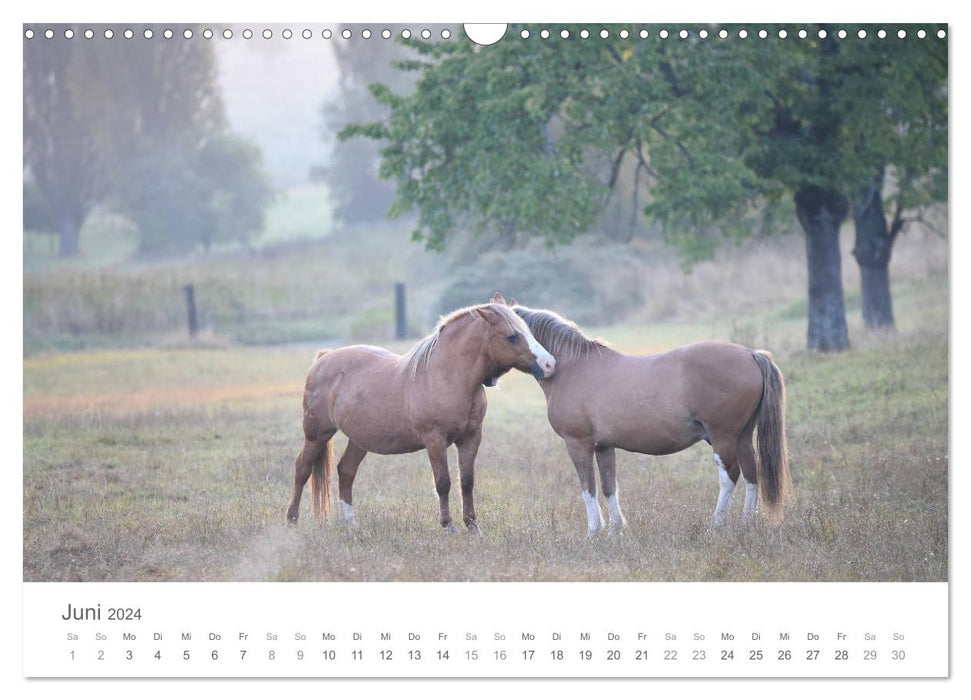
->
(503, 297), (790, 534)
(285, 302), (556, 533)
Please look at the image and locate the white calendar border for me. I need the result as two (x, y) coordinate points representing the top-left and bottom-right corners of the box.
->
(6, 0), (964, 696)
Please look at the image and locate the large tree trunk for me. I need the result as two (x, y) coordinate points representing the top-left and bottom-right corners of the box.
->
(57, 212), (80, 257)
(795, 185), (850, 352)
(852, 171), (897, 330)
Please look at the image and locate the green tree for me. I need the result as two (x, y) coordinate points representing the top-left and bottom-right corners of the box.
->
(116, 133), (272, 256)
(342, 25), (946, 351)
(836, 35), (947, 329)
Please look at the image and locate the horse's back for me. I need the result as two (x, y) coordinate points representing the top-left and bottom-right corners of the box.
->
(303, 345), (409, 437)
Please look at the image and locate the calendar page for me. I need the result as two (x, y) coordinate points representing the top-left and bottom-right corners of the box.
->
(18, 2), (956, 692)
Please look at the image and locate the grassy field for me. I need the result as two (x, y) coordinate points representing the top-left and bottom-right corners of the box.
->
(22, 268), (947, 582)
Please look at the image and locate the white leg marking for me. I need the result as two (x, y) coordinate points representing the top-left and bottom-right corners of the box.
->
(743, 478), (758, 523)
(339, 499), (357, 527)
(712, 453), (736, 526)
(582, 490), (604, 534)
(606, 492), (626, 533)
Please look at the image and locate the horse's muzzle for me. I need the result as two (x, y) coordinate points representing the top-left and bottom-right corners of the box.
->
(531, 356), (556, 380)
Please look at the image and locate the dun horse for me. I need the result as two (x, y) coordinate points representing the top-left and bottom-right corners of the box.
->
(498, 294), (790, 534)
(285, 302), (556, 533)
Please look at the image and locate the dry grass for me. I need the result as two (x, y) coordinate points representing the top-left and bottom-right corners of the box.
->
(23, 264), (947, 582)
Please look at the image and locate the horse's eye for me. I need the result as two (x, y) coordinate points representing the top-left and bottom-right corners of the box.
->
(506, 333), (519, 343)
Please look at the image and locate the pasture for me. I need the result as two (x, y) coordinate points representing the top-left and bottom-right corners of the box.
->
(23, 266), (947, 582)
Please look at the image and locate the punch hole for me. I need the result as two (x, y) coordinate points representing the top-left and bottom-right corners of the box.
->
(302, 29), (312, 39)
(818, 29), (827, 38)
(242, 29), (253, 39)
(24, 28), (34, 39)
(382, 29), (392, 39)
(342, 29), (352, 39)
(898, 30), (906, 38)
(44, 29), (54, 39)
(64, 29), (75, 39)
(223, 29), (233, 39)
(778, 29), (788, 39)
(580, 29), (589, 39)
(322, 29), (332, 39)
(203, 29), (213, 39)
(441, 29), (451, 39)
(362, 29), (372, 39)
(541, 29), (550, 39)
(85, 29), (94, 39)
(124, 29), (134, 39)
(698, 29), (708, 39)
(262, 29), (272, 39)
(464, 23), (507, 45)
(620, 29), (630, 39)
(798, 29), (807, 39)
(282, 29), (293, 39)
(143, 29), (153, 39)
(837, 29), (847, 38)
(678, 29), (687, 39)
(718, 29), (728, 39)
(917, 29), (926, 39)
(401, 29), (411, 39)
(599, 29), (608, 39)
(659, 29), (668, 39)
(560, 29), (569, 39)
(639, 29), (649, 39)
(858, 29), (867, 39)
(738, 29), (748, 39)
(937, 29), (946, 38)
(104, 29), (114, 39)
(877, 29), (887, 39)
(163, 29), (173, 39)
(520, 29), (529, 39)
(759, 29), (768, 39)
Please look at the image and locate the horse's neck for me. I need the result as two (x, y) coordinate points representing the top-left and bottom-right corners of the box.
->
(537, 350), (611, 400)
(427, 318), (492, 393)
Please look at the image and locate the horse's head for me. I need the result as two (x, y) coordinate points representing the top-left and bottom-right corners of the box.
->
(474, 293), (555, 386)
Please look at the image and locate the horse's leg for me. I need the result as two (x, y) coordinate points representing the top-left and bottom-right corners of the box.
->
(424, 435), (457, 534)
(336, 441), (368, 527)
(286, 435), (332, 524)
(737, 429), (759, 525)
(595, 446), (626, 535)
(711, 439), (740, 527)
(564, 437), (603, 535)
(455, 426), (483, 535)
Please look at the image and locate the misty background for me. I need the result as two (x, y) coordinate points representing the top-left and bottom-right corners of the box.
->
(23, 24), (947, 356)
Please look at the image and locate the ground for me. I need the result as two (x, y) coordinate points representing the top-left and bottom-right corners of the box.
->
(22, 269), (947, 582)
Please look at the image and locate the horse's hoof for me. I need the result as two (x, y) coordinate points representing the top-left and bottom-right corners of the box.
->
(443, 522), (459, 535)
(466, 522), (482, 536)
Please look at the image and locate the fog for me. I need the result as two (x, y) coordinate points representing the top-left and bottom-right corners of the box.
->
(216, 27), (340, 189)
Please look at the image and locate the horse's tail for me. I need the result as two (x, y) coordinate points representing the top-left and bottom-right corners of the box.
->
(752, 350), (792, 522)
(309, 437), (335, 523)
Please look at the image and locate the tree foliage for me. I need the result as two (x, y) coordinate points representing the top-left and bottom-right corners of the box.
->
(23, 25), (271, 257)
(343, 25), (946, 259)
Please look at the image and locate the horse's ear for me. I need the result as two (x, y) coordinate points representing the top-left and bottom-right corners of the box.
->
(509, 297), (519, 306)
(490, 292), (507, 305)
(474, 305), (501, 324)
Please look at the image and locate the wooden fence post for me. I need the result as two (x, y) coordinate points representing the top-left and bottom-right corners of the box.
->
(395, 282), (407, 340)
(184, 284), (198, 338)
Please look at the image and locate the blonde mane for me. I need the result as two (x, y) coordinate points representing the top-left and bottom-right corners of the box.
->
(401, 303), (528, 380)
(512, 306), (607, 364)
